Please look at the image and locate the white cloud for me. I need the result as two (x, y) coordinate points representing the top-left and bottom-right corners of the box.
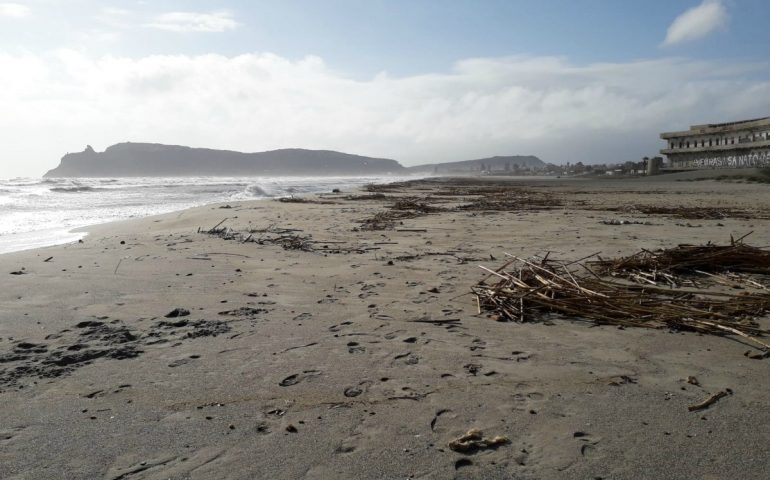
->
(146, 11), (238, 33)
(0, 2), (30, 18)
(1, 50), (770, 177)
(663, 0), (728, 46)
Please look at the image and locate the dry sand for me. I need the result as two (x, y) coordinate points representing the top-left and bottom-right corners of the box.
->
(0, 175), (768, 479)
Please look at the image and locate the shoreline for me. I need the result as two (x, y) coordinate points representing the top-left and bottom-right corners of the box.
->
(1, 176), (769, 479)
(2, 167), (765, 256)
(0, 174), (425, 256)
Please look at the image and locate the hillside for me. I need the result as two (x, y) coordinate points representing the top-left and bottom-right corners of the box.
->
(407, 155), (545, 174)
(44, 143), (405, 177)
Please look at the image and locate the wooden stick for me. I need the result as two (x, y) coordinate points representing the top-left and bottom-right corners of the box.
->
(209, 218), (229, 231)
(688, 390), (730, 412)
(693, 320), (770, 350)
(412, 318), (461, 324)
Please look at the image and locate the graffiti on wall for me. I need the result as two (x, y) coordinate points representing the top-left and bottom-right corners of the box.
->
(672, 150), (770, 168)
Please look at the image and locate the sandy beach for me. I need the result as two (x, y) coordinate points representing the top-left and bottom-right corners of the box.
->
(1, 174), (769, 480)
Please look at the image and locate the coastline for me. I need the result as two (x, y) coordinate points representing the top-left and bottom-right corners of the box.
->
(1, 175), (769, 479)
(0, 174), (419, 256)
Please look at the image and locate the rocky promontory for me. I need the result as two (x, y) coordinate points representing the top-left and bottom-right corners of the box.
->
(44, 143), (405, 177)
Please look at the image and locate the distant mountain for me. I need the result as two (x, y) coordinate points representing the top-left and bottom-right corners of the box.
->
(44, 143), (405, 177)
(407, 155), (545, 174)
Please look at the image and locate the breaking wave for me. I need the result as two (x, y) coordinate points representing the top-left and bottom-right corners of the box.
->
(50, 186), (106, 193)
(244, 184), (272, 197)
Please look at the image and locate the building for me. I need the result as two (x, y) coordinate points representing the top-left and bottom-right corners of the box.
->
(660, 117), (770, 169)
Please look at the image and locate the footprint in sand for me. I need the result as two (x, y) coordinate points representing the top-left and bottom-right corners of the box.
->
(343, 380), (373, 398)
(279, 370), (321, 387)
(328, 321), (353, 332)
(573, 431), (601, 458)
(455, 458), (473, 470)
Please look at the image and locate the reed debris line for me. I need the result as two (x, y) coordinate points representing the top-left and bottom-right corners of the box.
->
(472, 247), (770, 351)
(200, 222), (371, 254)
(589, 235), (770, 287)
(358, 197), (446, 230)
(599, 205), (770, 220)
(457, 191), (562, 211)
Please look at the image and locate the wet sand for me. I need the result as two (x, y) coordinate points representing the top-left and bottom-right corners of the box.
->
(1, 174), (769, 479)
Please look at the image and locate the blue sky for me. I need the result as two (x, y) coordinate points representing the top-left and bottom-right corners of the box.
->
(1, 0), (770, 176)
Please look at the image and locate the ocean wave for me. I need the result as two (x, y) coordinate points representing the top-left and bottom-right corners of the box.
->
(244, 184), (272, 197)
(50, 186), (107, 193)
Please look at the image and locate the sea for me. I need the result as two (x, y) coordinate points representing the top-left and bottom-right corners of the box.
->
(0, 175), (413, 255)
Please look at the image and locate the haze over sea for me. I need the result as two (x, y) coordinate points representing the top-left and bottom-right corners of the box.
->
(0, 175), (409, 255)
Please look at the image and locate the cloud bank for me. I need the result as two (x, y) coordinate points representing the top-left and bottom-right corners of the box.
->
(663, 0), (728, 46)
(0, 2), (30, 18)
(1, 50), (770, 177)
(146, 11), (238, 33)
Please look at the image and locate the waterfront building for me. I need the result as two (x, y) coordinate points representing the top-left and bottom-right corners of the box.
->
(660, 117), (770, 169)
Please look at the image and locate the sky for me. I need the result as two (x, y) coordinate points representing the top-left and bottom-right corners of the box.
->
(2, 0), (770, 177)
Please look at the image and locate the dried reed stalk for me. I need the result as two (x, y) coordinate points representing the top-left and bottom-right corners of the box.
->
(473, 248), (770, 350)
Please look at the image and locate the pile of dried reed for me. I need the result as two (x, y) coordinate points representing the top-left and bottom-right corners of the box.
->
(473, 251), (770, 351)
(589, 232), (770, 279)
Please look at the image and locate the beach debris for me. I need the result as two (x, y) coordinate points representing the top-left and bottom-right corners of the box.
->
(457, 189), (561, 211)
(744, 350), (770, 359)
(357, 184), (561, 229)
(218, 307), (267, 317)
(472, 244), (770, 352)
(9, 270), (26, 275)
(688, 389), (732, 412)
(589, 234), (770, 280)
(275, 196), (336, 204)
(448, 428), (510, 453)
(600, 219), (651, 226)
(364, 181), (410, 193)
(182, 320), (231, 339)
(0, 316), (230, 389)
(345, 193), (388, 201)
(411, 317), (461, 325)
(603, 205), (755, 220)
(43, 256), (53, 262)
(165, 308), (191, 318)
(358, 196), (446, 230)
(200, 222), (369, 254)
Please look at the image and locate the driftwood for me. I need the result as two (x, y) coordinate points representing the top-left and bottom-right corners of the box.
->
(688, 390), (731, 412)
